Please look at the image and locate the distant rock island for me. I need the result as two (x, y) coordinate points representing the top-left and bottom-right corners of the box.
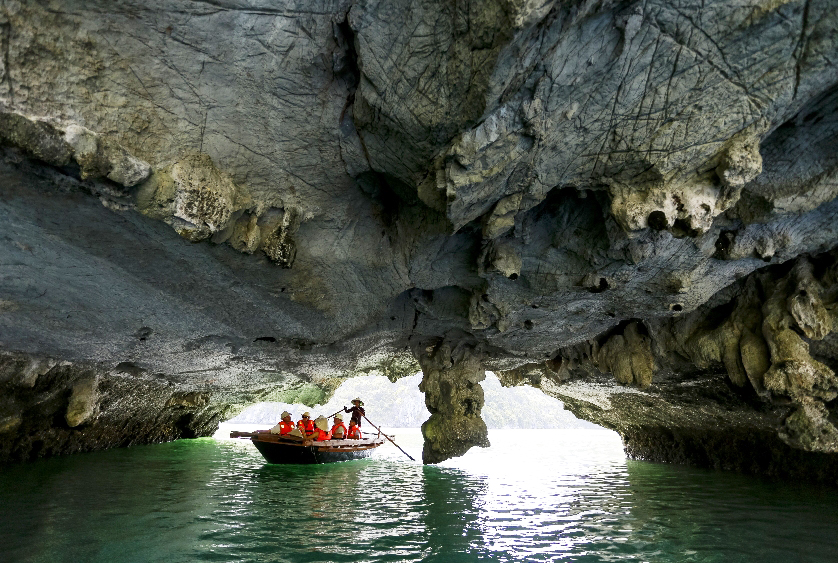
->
(229, 372), (600, 430)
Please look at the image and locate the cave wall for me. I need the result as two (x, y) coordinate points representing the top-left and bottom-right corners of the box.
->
(0, 0), (837, 476)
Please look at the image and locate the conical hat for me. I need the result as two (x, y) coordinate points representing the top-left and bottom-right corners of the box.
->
(314, 416), (329, 431)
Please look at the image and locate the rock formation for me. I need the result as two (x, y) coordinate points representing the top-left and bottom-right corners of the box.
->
(1, 0), (837, 482)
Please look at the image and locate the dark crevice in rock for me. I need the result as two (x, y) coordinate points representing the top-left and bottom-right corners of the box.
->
(647, 210), (668, 231)
(357, 170), (419, 229)
(0, 22), (14, 104)
(114, 362), (145, 377)
(334, 13), (360, 118)
(588, 277), (610, 293)
(133, 327), (153, 341)
(670, 217), (700, 239)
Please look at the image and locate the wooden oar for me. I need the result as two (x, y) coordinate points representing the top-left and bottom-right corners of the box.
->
(363, 415), (415, 461)
(362, 430), (392, 438)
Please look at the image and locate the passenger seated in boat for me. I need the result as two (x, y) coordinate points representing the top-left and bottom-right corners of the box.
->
(347, 420), (361, 439)
(344, 398), (365, 428)
(270, 411), (295, 435)
(330, 414), (347, 439)
(310, 416), (331, 441)
(297, 412), (315, 437)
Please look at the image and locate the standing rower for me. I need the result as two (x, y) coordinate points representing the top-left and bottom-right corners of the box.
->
(344, 398), (365, 428)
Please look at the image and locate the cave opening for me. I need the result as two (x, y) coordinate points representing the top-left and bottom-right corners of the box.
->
(214, 370), (611, 460)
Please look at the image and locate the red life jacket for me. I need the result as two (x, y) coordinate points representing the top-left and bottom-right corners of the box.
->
(279, 420), (294, 435)
(347, 426), (361, 439)
(298, 419), (314, 432)
(312, 428), (331, 441)
(331, 422), (347, 439)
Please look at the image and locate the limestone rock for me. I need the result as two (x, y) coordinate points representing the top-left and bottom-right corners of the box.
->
(483, 193), (522, 239)
(0, 111), (150, 186)
(165, 391), (210, 409)
(596, 322), (655, 388)
(1, 0), (838, 480)
(715, 134), (763, 209)
(65, 375), (98, 428)
(228, 213), (261, 254)
(481, 240), (521, 280)
(739, 329), (770, 393)
(260, 207), (300, 268)
(0, 415), (21, 434)
(169, 155), (246, 241)
(0, 111), (71, 166)
(762, 329), (837, 402)
(19, 357), (57, 388)
(64, 124), (151, 187)
(416, 341), (490, 464)
(778, 398), (838, 453)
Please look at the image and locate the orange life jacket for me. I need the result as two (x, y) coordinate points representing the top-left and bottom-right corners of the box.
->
(312, 428), (331, 441)
(279, 420), (294, 435)
(331, 422), (347, 439)
(347, 426), (361, 439)
(298, 419), (314, 432)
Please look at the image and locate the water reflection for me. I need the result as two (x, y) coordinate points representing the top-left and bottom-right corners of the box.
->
(1, 430), (837, 563)
(622, 460), (838, 563)
(419, 467), (486, 562)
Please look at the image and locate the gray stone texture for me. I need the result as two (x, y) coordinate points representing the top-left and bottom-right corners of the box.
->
(0, 0), (837, 473)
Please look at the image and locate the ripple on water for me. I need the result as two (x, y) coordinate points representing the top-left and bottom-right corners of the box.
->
(1, 429), (837, 563)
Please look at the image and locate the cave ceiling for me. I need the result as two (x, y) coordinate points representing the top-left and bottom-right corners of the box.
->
(1, 0), (838, 472)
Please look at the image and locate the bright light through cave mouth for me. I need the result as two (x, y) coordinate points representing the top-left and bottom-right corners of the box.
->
(215, 371), (624, 470)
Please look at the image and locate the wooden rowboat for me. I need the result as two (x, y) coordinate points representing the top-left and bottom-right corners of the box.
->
(230, 430), (385, 464)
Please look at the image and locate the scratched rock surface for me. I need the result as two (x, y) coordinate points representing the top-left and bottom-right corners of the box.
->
(0, 0), (837, 477)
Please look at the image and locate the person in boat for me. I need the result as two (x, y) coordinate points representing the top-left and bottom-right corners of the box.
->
(297, 412), (315, 437)
(347, 420), (362, 439)
(310, 415), (331, 441)
(343, 398), (365, 427)
(270, 411), (295, 435)
(331, 413), (347, 439)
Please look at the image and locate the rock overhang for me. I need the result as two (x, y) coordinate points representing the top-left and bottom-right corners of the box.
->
(0, 0), (836, 480)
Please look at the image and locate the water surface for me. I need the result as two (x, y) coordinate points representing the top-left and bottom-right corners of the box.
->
(1, 429), (835, 562)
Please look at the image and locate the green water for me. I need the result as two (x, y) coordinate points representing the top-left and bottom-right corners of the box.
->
(0, 429), (836, 563)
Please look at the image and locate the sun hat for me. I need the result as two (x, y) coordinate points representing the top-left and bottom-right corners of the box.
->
(281, 411), (291, 419)
(302, 412), (311, 418)
(351, 398), (364, 406)
(314, 416), (329, 431)
(334, 413), (343, 421)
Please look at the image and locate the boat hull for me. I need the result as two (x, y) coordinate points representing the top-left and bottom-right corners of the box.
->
(234, 432), (385, 464)
(253, 440), (378, 464)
